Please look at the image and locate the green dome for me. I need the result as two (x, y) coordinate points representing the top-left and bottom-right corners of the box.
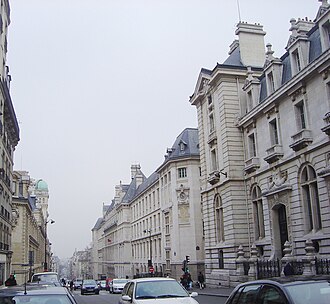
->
(36, 179), (48, 191)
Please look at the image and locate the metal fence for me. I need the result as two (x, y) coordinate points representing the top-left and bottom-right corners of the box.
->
(257, 259), (281, 279)
(315, 258), (330, 275)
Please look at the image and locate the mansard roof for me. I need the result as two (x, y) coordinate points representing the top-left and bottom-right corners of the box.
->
(258, 22), (323, 103)
(92, 217), (104, 230)
(162, 128), (199, 164)
(135, 171), (159, 197)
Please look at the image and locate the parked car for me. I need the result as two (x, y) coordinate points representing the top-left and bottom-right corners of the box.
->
(73, 278), (83, 290)
(81, 279), (100, 295)
(0, 283), (77, 303)
(119, 277), (199, 304)
(225, 275), (330, 304)
(109, 278), (130, 294)
(30, 272), (61, 285)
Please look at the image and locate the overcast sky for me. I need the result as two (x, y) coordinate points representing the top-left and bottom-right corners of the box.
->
(7, 1), (320, 259)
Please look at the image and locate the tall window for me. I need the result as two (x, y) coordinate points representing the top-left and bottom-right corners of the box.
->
(165, 213), (170, 235)
(301, 165), (322, 232)
(218, 250), (224, 269)
(247, 90), (253, 111)
(267, 72), (275, 94)
(252, 186), (265, 239)
(209, 113), (215, 133)
(293, 49), (302, 73)
(295, 101), (306, 130)
(269, 119), (279, 145)
(215, 195), (224, 242)
(178, 167), (187, 178)
(248, 133), (257, 158)
(211, 148), (218, 171)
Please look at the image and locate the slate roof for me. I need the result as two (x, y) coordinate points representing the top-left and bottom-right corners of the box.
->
(92, 217), (104, 230)
(162, 128), (199, 163)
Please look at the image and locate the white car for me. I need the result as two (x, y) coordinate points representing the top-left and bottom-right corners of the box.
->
(119, 277), (199, 304)
(109, 278), (130, 293)
(30, 272), (60, 285)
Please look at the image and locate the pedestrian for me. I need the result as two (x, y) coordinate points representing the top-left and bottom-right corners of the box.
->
(69, 280), (74, 292)
(198, 272), (205, 289)
(5, 274), (17, 286)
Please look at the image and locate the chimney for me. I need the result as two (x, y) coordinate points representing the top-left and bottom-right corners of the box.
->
(235, 22), (266, 68)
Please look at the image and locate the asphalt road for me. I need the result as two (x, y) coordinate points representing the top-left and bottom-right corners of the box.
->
(72, 289), (228, 304)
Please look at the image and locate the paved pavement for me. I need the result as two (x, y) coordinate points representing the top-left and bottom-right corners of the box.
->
(190, 285), (234, 297)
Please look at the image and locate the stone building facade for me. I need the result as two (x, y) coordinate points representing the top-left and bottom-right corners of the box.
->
(11, 172), (53, 284)
(0, 0), (20, 284)
(190, 1), (330, 287)
(92, 128), (203, 281)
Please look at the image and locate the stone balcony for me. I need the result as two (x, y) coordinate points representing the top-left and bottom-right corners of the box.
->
(207, 170), (220, 185)
(321, 112), (330, 136)
(244, 157), (260, 174)
(289, 129), (313, 151)
(264, 144), (284, 164)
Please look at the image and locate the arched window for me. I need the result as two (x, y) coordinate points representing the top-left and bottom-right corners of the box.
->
(215, 195), (224, 242)
(252, 185), (265, 240)
(301, 165), (322, 231)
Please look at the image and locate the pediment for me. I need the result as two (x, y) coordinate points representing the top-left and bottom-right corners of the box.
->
(190, 69), (212, 103)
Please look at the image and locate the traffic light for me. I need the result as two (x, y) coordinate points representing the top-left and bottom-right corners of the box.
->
(186, 255), (190, 264)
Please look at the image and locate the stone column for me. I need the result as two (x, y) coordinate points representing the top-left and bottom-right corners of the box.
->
(302, 239), (316, 275)
(281, 241), (295, 276)
(236, 245), (248, 278)
(248, 244), (258, 280)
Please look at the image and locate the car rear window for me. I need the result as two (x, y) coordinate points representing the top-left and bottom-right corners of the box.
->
(7, 294), (72, 304)
(32, 274), (59, 282)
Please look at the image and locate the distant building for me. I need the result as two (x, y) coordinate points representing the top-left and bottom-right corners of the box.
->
(190, 1), (330, 287)
(92, 128), (203, 281)
(0, 0), (20, 284)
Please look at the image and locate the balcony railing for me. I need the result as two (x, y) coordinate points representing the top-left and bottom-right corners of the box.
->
(244, 157), (260, 174)
(264, 144), (284, 164)
(289, 129), (313, 151)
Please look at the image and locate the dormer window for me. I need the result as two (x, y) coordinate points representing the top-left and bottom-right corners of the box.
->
(247, 90), (253, 112)
(267, 71), (275, 94)
(179, 141), (186, 151)
(292, 49), (302, 74)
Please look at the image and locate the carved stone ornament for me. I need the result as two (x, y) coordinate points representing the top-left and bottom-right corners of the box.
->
(177, 184), (189, 203)
(262, 169), (292, 197)
(11, 208), (19, 227)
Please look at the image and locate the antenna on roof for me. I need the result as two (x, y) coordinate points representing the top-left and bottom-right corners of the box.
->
(236, 0), (242, 22)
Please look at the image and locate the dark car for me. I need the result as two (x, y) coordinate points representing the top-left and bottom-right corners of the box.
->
(225, 275), (330, 304)
(0, 283), (77, 303)
(73, 279), (83, 290)
(81, 279), (99, 295)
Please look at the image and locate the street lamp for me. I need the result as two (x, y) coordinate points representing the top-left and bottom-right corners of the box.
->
(143, 229), (152, 269)
(44, 219), (55, 271)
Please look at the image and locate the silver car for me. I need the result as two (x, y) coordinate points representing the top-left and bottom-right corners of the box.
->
(109, 278), (130, 293)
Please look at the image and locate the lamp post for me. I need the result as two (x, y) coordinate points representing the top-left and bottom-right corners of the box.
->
(44, 219), (55, 271)
(144, 229), (152, 270)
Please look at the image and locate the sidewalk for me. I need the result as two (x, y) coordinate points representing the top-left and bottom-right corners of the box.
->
(191, 285), (234, 297)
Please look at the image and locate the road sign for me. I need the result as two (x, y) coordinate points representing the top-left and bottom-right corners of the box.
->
(149, 266), (154, 273)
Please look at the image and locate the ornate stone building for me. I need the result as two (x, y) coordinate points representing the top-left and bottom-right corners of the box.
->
(11, 172), (53, 284)
(0, 0), (20, 284)
(190, 1), (330, 287)
(92, 128), (203, 281)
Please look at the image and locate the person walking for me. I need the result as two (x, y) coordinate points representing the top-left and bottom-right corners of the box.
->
(5, 274), (17, 286)
(197, 272), (205, 289)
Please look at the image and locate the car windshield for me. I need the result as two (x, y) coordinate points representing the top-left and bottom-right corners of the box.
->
(32, 274), (59, 282)
(114, 279), (128, 284)
(1, 294), (72, 304)
(83, 280), (96, 285)
(286, 281), (330, 304)
(135, 280), (189, 299)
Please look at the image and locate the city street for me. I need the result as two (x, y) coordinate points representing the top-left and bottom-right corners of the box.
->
(72, 289), (228, 304)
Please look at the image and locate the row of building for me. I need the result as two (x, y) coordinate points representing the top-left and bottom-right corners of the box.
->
(88, 1), (330, 287)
